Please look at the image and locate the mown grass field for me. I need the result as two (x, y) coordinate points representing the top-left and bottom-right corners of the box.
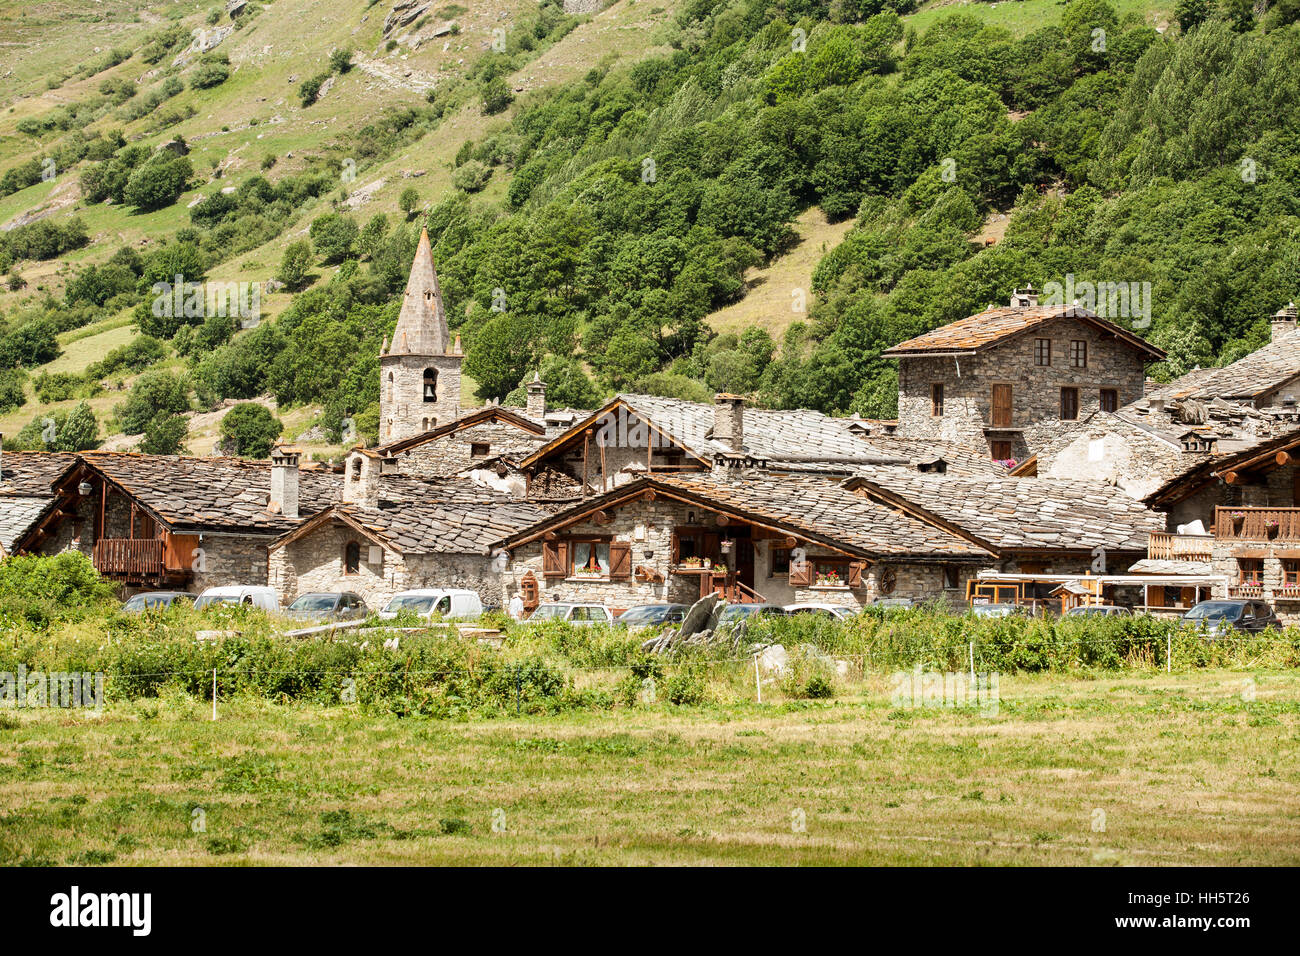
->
(2, 668), (1296, 866)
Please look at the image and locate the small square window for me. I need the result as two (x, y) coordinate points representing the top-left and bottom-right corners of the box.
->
(1070, 340), (1087, 368)
(770, 547), (791, 576)
(943, 566), (960, 589)
(1034, 338), (1051, 366)
(1100, 388), (1118, 413)
(470, 442), (490, 457)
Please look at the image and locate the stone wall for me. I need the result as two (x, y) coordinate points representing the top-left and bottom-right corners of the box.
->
(395, 421), (546, 480)
(269, 518), (505, 609)
(1038, 422), (1184, 503)
(896, 317), (1148, 460)
(380, 351), (463, 444)
(1209, 536), (1300, 622)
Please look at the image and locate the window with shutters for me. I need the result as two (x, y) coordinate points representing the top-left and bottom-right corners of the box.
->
(1099, 388), (1118, 413)
(569, 540), (610, 578)
(1060, 387), (1079, 420)
(991, 440), (1012, 461)
(1070, 340), (1087, 368)
(991, 384), (1013, 427)
(1034, 338), (1051, 366)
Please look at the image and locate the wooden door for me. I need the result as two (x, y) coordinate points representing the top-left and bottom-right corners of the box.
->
(991, 385), (1013, 427)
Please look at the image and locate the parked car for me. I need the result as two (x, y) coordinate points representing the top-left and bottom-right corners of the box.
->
(1182, 599), (1281, 635)
(871, 597), (919, 609)
(1066, 605), (1133, 618)
(193, 585), (280, 612)
(528, 603), (614, 625)
(121, 591), (196, 613)
(285, 592), (369, 622)
(717, 603), (789, 627)
(378, 588), (483, 621)
(784, 602), (856, 619)
(616, 604), (687, 628)
(970, 602), (1023, 619)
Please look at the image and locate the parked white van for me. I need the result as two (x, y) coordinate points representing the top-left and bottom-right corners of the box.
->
(378, 588), (483, 620)
(193, 585), (281, 612)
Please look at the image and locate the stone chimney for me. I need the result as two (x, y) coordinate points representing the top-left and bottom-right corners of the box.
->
(269, 445), (301, 519)
(713, 394), (745, 451)
(526, 372), (547, 421)
(1271, 302), (1298, 342)
(1009, 283), (1039, 308)
(342, 449), (378, 509)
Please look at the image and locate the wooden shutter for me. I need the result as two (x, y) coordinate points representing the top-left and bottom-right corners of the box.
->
(609, 542), (632, 580)
(847, 561), (864, 588)
(542, 540), (566, 579)
(789, 556), (813, 587)
(991, 385), (1012, 428)
(670, 532), (680, 564)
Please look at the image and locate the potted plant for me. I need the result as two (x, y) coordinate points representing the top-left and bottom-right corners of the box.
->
(1266, 518), (1281, 539)
(815, 570), (844, 587)
(1230, 510), (1246, 533)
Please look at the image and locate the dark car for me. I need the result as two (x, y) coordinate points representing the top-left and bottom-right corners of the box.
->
(718, 603), (789, 627)
(285, 591), (369, 622)
(616, 604), (688, 628)
(122, 591), (196, 613)
(1182, 599), (1281, 635)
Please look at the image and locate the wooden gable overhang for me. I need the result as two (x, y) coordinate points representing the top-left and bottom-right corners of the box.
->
(269, 505), (398, 556)
(498, 476), (870, 562)
(17, 459), (171, 552)
(1146, 430), (1300, 508)
(515, 399), (711, 477)
(377, 405), (546, 456)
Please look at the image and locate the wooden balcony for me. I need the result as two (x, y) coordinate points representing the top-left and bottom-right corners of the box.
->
(1227, 583), (1264, 598)
(92, 538), (169, 582)
(1214, 506), (1300, 542)
(1148, 531), (1213, 563)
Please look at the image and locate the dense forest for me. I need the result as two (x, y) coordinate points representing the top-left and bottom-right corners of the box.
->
(6, 0), (1300, 450)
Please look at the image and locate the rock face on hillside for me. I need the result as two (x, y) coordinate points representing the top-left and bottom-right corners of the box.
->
(563, 0), (602, 12)
(384, 1), (430, 37)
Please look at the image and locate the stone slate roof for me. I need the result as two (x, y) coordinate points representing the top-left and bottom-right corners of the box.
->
(1181, 329), (1300, 401)
(80, 452), (342, 534)
(848, 470), (1164, 552)
(0, 451), (76, 495)
(881, 304), (1164, 359)
(325, 499), (548, 555)
(0, 496), (53, 555)
(384, 227), (450, 356)
(498, 472), (992, 559)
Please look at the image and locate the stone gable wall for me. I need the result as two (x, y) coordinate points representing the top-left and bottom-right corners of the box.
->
(896, 318), (1148, 461)
(395, 421), (545, 480)
(380, 352), (463, 444)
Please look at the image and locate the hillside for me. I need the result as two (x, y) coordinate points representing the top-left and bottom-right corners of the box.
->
(11, 0), (1300, 463)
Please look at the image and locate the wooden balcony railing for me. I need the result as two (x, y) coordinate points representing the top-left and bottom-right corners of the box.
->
(92, 538), (165, 579)
(1214, 506), (1300, 541)
(1148, 531), (1213, 562)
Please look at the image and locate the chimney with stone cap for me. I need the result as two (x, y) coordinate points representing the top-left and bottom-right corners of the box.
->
(713, 393), (745, 451)
(1009, 283), (1039, 308)
(1271, 302), (1298, 342)
(526, 372), (547, 421)
(269, 444), (301, 519)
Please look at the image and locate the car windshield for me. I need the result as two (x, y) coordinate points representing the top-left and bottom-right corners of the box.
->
(290, 594), (339, 613)
(530, 605), (572, 620)
(384, 595), (436, 614)
(619, 606), (668, 623)
(720, 605), (768, 623)
(1185, 602), (1243, 622)
(123, 594), (148, 610)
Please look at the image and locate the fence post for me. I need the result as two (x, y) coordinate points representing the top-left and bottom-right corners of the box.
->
(1167, 633), (1172, 673)
(211, 668), (217, 721)
(754, 654), (762, 704)
(969, 641), (975, 686)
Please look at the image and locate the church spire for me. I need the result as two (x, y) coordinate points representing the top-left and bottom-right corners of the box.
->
(386, 228), (449, 356)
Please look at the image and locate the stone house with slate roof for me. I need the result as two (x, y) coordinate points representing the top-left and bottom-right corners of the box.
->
(0, 452), (76, 558)
(493, 472), (996, 613)
(883, 287), (1165, 465)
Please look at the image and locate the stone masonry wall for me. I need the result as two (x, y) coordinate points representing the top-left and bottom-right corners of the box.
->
(896, 318), (1148, 461)
(396, 421), (546, 480)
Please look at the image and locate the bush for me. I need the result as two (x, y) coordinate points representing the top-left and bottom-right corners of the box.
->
(139, 412), (189, 455)
(452, 160), (492, 193)
(299, 73), (329, 107)
(308, 213), (359, 264)
(190, 53), (231, 90)
(0, 553), (117, 630)
(123, 156), (191, 211)
(278, 240), (313, 289)
(0, 369), (27, 413)
(116, 371), (190, 435)
(219, 402), (283, 458)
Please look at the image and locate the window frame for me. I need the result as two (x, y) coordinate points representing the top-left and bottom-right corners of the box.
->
(343, 541), (361, 575)
(1034, 338), (1051, 367)
(1238, 558), (1264, 585)
(930, 382), (944, 417)
(568, 538), (612, 579)
(1099, 388), (1118, 413)
(1060, 386), (1080, 421)
(1070, 339), (1088, 369)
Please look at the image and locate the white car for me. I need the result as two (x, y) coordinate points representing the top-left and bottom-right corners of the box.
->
(378, 588), (483, 620)
(527, 603), (614, 625)
(784, 602), (856, 620)
(193, 585), (280, 612)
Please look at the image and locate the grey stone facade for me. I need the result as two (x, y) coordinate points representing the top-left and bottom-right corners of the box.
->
(895, 317), (1148, 462)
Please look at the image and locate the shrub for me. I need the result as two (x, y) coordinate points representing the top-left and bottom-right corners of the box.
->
(308, 213), (358, 264)
(0, 553), (117, 630)
(190, 52), (231, 90)
(451, 160), (492, 193)
(139, 412), (189, 455)
(116, 371), (191, 435)
(219, 402), (283, 458)
(123, 156), (191, 211)
(278, 240), (313, 289)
